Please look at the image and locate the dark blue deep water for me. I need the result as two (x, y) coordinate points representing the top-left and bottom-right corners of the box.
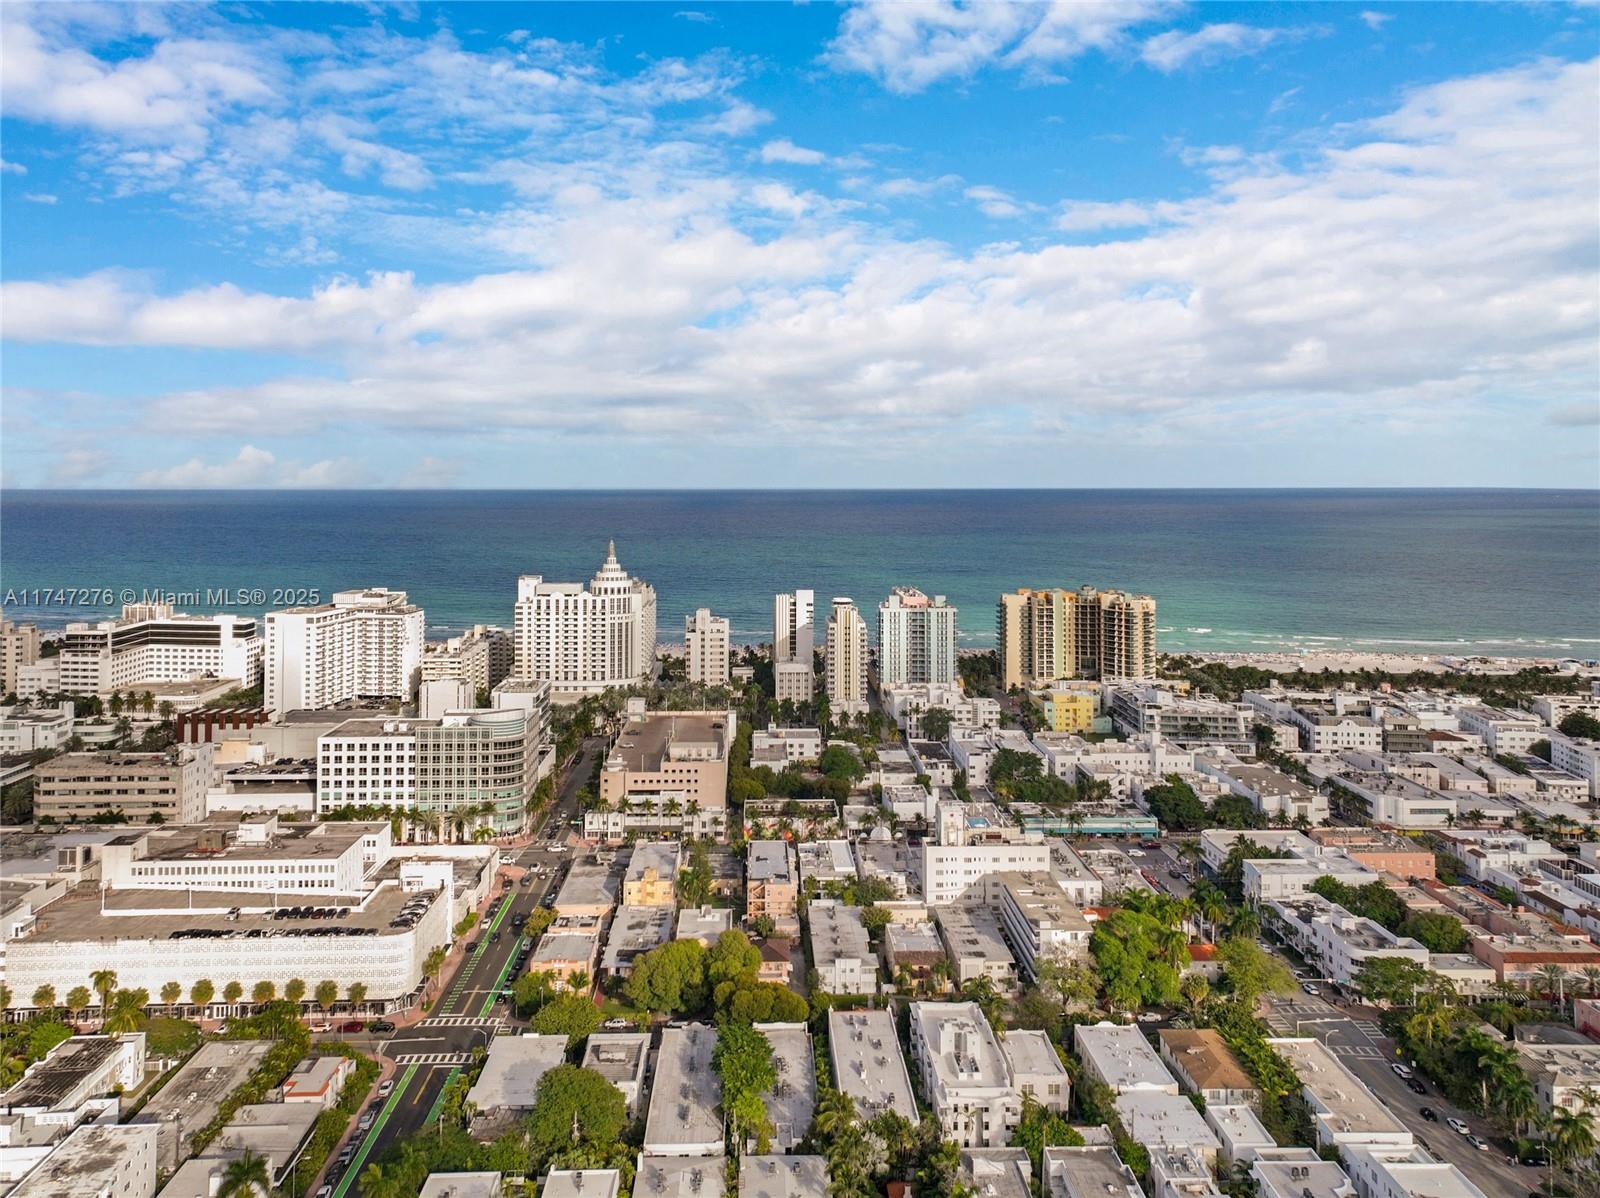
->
(2, 490), (1596, 656)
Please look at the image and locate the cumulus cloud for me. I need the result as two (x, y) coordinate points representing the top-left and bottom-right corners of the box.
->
(1360, 11), (1393, 32)
(759, 138), (828, 166)
(23, 192), (57, 204)
(964, 184), (1032, 217)
(825, 0), (1175, 93)
(134, 444), (365, 487)
(0, 158), (26, 174)
(1141, 23), (1296, 71)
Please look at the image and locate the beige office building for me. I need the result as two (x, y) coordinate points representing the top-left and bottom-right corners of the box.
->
(1, 618), (41, 696)
(998, 587), (1157, 689)
(35, 744), (214, 824)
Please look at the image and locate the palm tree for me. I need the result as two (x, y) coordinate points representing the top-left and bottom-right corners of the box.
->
(1537, 963), (1569, 1012)
(65, 986), (92, 1021)
(359, 1164), (401, 1198)
(1180, 973), (1210, 1016)
(190, 979), (215, 1010)
(104, 989), (149, 1034)
(814, 1088), (857, 1139)
(31, 984), (56, 1011)
(90, 969), (118, 1014)
(218, 1148), (272, 1198)
(160, 981), (182, 1012)
(1548, 1105), (1597, 1192)
(1499, 1070), (1538, 1135)
(1581, 967), (1600, 998)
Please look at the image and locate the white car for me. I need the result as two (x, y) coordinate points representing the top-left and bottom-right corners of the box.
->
(1126, 849), (1144, 857)
(1391, 1063), (1413, 1079)
(1301, 982), (1320, 995)
(1447, 1117), (1470, 1136)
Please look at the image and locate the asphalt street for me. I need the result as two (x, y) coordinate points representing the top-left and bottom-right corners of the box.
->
(319, 740), (600, 1197)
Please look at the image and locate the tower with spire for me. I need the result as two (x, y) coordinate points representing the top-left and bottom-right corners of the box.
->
(512, 540), (658, 695)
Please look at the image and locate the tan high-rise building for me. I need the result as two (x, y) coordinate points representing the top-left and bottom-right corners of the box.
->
(825, 598), (868, 716)
(684, 608), (730, 687)
(998, 586), (1157, 689)
(1, 618), (41, 697)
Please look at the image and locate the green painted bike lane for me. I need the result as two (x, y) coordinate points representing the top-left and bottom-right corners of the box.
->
(439, 897), (518, 1016)
(331, 1062), (419, 1198)
(475, 936), (530, 1018)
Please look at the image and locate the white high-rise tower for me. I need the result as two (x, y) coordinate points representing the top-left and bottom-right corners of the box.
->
(825, 597), (868, 717)
(513, 541), (658, 696)
(773, 588), (816, 703)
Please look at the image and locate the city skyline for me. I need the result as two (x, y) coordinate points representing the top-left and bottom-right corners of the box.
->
(2, 2), (1596, 490)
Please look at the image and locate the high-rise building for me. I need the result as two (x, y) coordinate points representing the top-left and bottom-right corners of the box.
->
(264, 589), (424, 714)
(514, 541), (657, 696)
(684, 608), (731, 686)
(419, 625), (513, 695)
(825, 598), (868, 716)
(59, 604), (263, 698)
(773, 589), (815, 703)
(773, 589), (815, 664)
(997, 587), (1157, 689)
(0, 618), (40, 697)
(878, 587), (958, 687)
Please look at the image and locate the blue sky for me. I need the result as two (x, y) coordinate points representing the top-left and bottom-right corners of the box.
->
(2, 1), (1596, 488)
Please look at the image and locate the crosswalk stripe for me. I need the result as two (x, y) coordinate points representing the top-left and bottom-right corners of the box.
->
(418, 1016), (503, 1028)
(394, 1052), (473, 1066)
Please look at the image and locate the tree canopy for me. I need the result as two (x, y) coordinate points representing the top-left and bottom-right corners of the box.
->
(527, 1065), (628, 1160)
(531, 995), (600, 1047)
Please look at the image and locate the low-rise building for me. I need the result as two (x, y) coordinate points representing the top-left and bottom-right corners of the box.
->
(754, 1023), (816, 1152)
(1074, 1023), (1178, 1095)
(808, 902), (876, 995)
(1204, 1104), (1275, 1166)
(1113, 1092), (1220, 1167)
(1252, 1153), (1356, 1198)
(545, 1171), (623, 1198)
(1342, 1146), (1488, 1198)
(827, 1009), (916, 1122)
(747, 841), (799, 929)
(935, 905), (1018, 992)
(750, 726), (823, 766)
(591, 708), (736, 840)
(1043, 1144), (1142, 1198)
(908, 1001), (1020, 1148)
(856, 838), (917, 899)
(624, 842), (682, 907)
(529, 929), (601, 990)
(0, 1034), (146, 1116)
(34, 745), (214, 824)
(1268, 1038), (1412, 1152)
(1158, 1029), (1261, 1107)
(959, 1149), (1032, 1198)
(1198, 759), (1327, 825)
(992, 872), (1091, 981)
(465, 1033), (568, 1130)
(644, 1025), (722, 1157)
(1457, 706), (1544, 755)
(885, 921), (946, 986)
(636, 1156), (727, 1198)
(1002, 1029), (1071, 1113)
(1111, 687), (1254, 751)
(739, 1155), (829, 1198)
(676, 906), (735, 946)
(581, 1033), (651, 1115)
(11, 1122), (157, 1198)
(133, 1040), (274, 1171)
(556, 860), (622, 919)
(280, 1054), (356, 1109)
(1267, 894), (1430, 989)
(1550, 733), (1600, 799)
(602, 906), (676, 978)
(797, 840), (856, 887)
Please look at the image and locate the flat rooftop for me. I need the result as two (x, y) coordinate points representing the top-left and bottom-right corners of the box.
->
(466, 1034), (567, 1112)
(602, 906), (675, 971)
(739, 1155), (828, 1198)
(556, 861), (621, 910)
(755, 1023), (816, 1151)
(1252, 1159), (1357, 1198)
(0, 1036), (122, 1110)
(1002, 1029), (1071, 1082)
(1269, 1037), (1410, 1137)
(1043, 1146), (1141, 1198)
(827, 1009), (917, 1121)
(544, 1171), (623, 1198)
(645, 1025), (722, 1151)
(10, 1123), (156, 1198)
(580, 1033), (649, 1089)
(636, 1155), (727, 1198)
(1113, 1091), (1219, 1151)
(610, 713), (729, 771)
(935, 905), (1014, 964)
(1075, 1023), (1176, 1093)
(913, 1001), (1010, 1090)
(747, 841), (795, 884)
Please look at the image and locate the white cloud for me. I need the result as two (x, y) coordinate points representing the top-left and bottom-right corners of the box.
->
(6, 52), (1596, 479)
(759, 138), (828, 166)
(694, 100), (772, 137)
(23, 192), (57, 204)
(1360, 11), (1393, 32)
(134, 444), (365, 487)
(674, 10), (715, 23)
(963, 184), (1031, 217)
(1141, 23), (1290, 72)
(826, 0), (1174, 94)
(0, 158), (26, 174)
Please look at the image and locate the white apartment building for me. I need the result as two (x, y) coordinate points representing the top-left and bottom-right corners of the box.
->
(1331, 772), (1456, 829)
(948, 729), (1037, 787)
(1268, 1038), (1412, 1152)
(1267, 894), (1430, 988)
(1032, 732), (1193, 786)
(1435, 829), (1559, 881)
(684, 609), (731, 687)
(1457, 706), (1544, 755)
(1196, 758), (1328, 825)
(1550, 732), (1600, 798)
(908, 1001), (1021, 1148)
(420, 626), (512, 694)
(265, 589), (423, 714)
(643, 1025), (723, 1157)
(935, 905), (1019, 992)
(10, 1122), (157, 1198)
(1342, 1147), (1487, 1198)
(97, 818), (387, 895)
(1002, 1029), (1072, 1113)
(1252, 1155), (1355, 1198)
(59, 604), (262, 698)
(878, 588), (958, 687)
(1199, 829), (1320, 872)
(1287, 708), (1384, 753)
(513, 542), (657, 696)
(318, 706), (548, 832)
(0, 702), (74, 753)
(1073, 1023), (1179, 1095)
(1043, 1146), (1142, 1198)
(828, 1009), (918, 1122)
(825, 599), (868, 716)
(1243, 856), (1376, 905)
(882, 683), (1001, 738)
(1109, 687), (1253, 750)
(1114, 1092), (1220, 1168)
(920, 836), (1051, 908)
(992, 872), (1091, 981)
(750, 725), (822, 765)
(808, 901), (876, 995)
(1, 618), (41, 696)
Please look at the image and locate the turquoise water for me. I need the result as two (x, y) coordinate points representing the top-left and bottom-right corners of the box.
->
(1, 489), (1596, 657)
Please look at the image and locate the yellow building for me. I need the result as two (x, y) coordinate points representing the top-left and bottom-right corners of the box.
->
(623, 841), (681, 907)
(1035, 689), (1097, 733)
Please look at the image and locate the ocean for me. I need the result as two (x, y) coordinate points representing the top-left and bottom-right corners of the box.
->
(1, 489), (1596, 658)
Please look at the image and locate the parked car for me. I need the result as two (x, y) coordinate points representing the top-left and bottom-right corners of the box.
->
(309, 1022), (332, 1033)
(1468, 1135), (1490, 1151)
(215, 1023), (229, 1035)
(1420, 1107), (1437, 1122)
(1301, 982), (1320, 995)
(316, 1186), (333, 1198)
(1448, 1117), (1471, 1135)
(1392, 1063), (1413, 1079)
(377, 1079), (394, 1097)
(371, 1020), (396, 1033)
(1135, 1012), (1162, 1023)
(341, 1020), (366, 1033)
(1407, 1078), (1427, 1095)
(357, 1110), (376, 1132)
(602, 1017), (631, 1030)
